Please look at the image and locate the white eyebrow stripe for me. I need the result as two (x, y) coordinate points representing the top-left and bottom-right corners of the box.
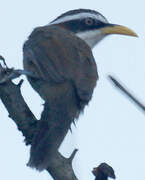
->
(50, 12), (108, 25)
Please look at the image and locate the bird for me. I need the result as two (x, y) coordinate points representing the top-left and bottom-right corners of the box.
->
(23, 9), (137, 171)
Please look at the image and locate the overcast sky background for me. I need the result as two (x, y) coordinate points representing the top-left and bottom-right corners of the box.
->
(0, 0), (145, 180)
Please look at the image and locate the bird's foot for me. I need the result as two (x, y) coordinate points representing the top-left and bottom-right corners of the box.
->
(0, 55), (39, 84)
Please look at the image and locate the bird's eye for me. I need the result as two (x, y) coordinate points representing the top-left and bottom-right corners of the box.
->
(85, 18), (94, 26)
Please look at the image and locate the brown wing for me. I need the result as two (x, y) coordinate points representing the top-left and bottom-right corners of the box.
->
(23, 25), (98, 102)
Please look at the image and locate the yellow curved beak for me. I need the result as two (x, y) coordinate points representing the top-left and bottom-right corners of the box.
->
(101, 24), (138, 37)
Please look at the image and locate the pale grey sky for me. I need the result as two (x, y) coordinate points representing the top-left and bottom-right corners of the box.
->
(0, 0), (145, 180)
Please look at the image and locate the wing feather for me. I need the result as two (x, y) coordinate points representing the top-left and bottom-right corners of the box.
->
(23, 26), (98, 101)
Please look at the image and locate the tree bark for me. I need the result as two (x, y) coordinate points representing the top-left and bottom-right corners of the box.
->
(0, 62), (78, 180)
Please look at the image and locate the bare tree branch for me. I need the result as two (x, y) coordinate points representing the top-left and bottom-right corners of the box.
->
(47, 151), (78, 180)
(108, 75), (145, 114)
(0, 58), (78, 180)
(0, 69), (38, 145)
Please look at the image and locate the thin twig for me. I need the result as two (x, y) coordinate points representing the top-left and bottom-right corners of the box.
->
(69, 149), (78, 163)
(108, 75), (145, 114)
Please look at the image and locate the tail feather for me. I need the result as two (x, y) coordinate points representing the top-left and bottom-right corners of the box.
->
(27, 92), (85, 171)
(27, 120), (51, 171)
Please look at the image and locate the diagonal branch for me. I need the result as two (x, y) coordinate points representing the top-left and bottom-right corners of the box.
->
(108, 75), (145, 114)
(0, 68), (38, 145)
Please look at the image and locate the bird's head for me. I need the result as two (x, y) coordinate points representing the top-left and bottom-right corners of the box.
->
(49, 9), (138, 49)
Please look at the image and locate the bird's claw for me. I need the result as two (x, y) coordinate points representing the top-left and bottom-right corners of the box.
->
(0, 68), (39, 84)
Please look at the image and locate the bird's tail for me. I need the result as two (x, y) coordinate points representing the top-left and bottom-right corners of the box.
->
(27, 91), (82, 171)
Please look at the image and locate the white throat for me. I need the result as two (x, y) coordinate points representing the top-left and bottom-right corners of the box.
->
(76, 30), (105, 49)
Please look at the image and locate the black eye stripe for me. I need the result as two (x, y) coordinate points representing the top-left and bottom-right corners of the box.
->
(60, 19), (107, 33)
